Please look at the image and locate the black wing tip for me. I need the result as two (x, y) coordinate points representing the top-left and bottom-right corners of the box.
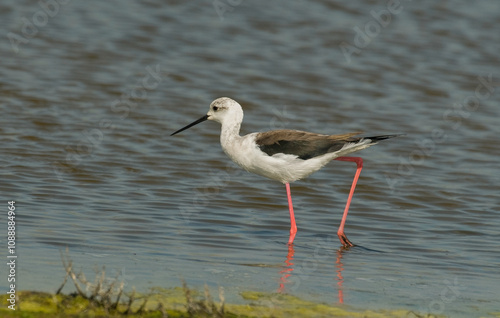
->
(365, 134), (405, 142)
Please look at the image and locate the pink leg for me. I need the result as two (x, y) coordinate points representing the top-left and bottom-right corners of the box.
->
(285, 183), (297, 245)
(334, 157), (363, 247)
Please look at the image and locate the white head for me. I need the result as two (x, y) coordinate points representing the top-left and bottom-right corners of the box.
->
(170, 97), (244, 136)
(206, 97), (243, 126)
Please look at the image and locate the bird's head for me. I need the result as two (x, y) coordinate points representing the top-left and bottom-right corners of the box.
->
(171, 97), (243, 136)
(206, 97), (243, 125)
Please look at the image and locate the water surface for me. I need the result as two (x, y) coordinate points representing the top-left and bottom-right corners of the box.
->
(1, 1), (499, 317)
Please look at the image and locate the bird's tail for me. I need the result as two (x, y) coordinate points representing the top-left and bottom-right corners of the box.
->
(334, 134), (404, 158)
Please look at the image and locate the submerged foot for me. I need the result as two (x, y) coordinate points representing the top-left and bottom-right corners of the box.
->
(288, 230), (297, 245)
(338, 232), (354, 248)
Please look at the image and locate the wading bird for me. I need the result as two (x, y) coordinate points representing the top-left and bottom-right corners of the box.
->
(171, 97), (400, 247)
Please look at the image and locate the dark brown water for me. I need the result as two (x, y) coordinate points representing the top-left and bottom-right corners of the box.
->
(1, 1), (499, 316)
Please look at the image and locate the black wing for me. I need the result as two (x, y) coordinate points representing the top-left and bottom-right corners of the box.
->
(255, 130), (362, 160)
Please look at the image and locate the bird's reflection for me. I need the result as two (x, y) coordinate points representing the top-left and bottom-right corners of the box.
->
(277, 244), (295, 293)
(335, 248), (345, 304)
(276, 244), (348, 304)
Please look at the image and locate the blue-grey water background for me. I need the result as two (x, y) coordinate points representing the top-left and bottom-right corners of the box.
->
(1, 1), (499, 317)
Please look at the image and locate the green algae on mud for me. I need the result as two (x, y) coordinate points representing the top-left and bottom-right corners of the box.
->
(0, 288), (453, 318)
(0, 252), (473, 318)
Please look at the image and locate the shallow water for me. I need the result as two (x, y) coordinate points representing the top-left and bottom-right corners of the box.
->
(1, 1), (500, 317)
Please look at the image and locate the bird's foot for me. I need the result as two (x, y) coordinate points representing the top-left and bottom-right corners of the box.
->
(338, 232), (354, 248)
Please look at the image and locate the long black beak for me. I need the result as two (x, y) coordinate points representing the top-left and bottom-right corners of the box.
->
(171, 114), (209, 136)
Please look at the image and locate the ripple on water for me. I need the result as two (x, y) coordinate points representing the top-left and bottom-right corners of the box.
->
(2, 1), (500, 316)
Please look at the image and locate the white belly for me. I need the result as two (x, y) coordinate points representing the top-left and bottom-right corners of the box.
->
(220, 133), (336, 184)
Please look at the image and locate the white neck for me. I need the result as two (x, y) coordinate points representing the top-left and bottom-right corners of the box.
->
(220, 120), (242, 145)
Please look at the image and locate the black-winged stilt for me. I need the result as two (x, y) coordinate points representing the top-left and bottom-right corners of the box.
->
(171, 97), (401, 247)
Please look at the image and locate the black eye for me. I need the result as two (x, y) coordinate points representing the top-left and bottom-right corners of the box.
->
(213, 106), (219, 111)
